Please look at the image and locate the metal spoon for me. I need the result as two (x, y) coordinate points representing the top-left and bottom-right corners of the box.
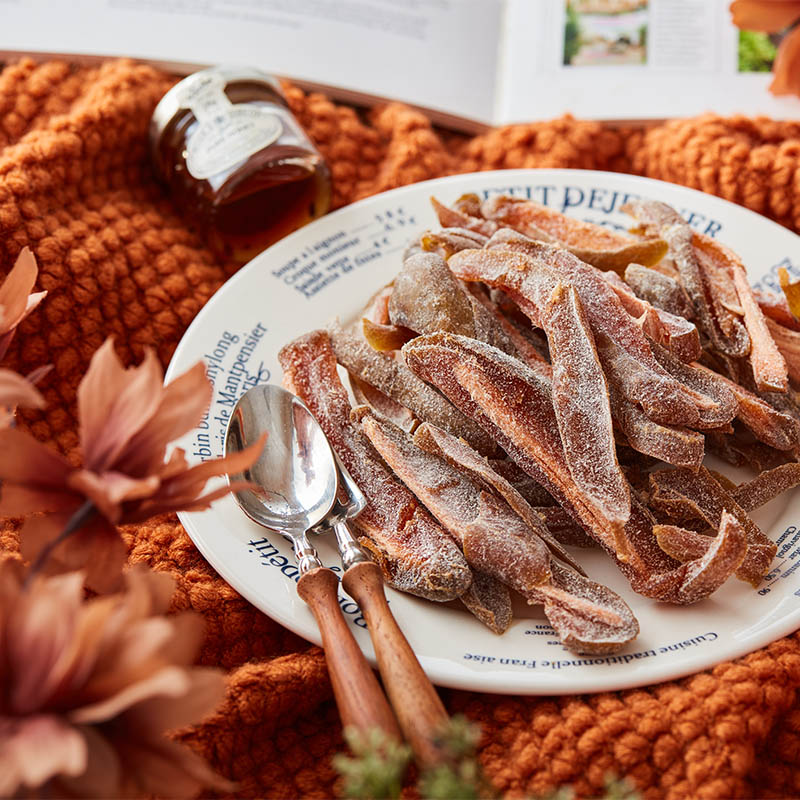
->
(225, 384), (400, 741)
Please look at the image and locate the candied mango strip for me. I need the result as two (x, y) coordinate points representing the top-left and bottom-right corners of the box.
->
(349, 374), (417, 433)
(732, 463), (800, 512)
(361, 318), (417, 352)
(356, 407), (554, 594)
(278, 330), (471, 601)
(649, 344), (738, 430)
(528, 563), (639, 655)
(463, 494), (638, 653)
(449, 240), (700, 426)
(489, 458), (558, 506)
(754, 286), (800, 331)
(694, 363), (800, 450)
(431, 196), (497, 237)
(765, 317), (800, 385)
(649, 467), (776, 586)
(544, 282), (631, 528)
(779, 266), (800, 322)
(568, 239), (669, 275)
(705, 429), (791, 472)
(420, 227), (489, 258)
(608, 383), (705, 469)
(482, 194), (638, 250)
(388, 252), (517, 357)
(533, 505), (599, 549)
(362, 284), (394, 325)
(622, 200), (750, 358)
(695, 234), (788, 392)
(412, 421), (586, 574)
(624, 263), (695, 320)
(459, 570), (513, 634)
(389, 252), (477, 337)
(654, 525), (712, 563)
(603, 270), (701, 363)
(327, 323), (497, 457)
(463, 283), (554, 379)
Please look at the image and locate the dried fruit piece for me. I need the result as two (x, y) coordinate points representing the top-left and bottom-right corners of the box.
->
(279, 330), (471, 601)
(568, 240), (669, 274)
(649, 467), (776, 586)
(361, 318), (416, 352)
(779, 266), (800, 322)
(543, 282), (631, 528)
(764, 317), (800, 384)
(695, 234), (788, 392)
(705, 429), (790, 473)
(412, 421), (586, 574)
(327, 323), (497, 456)
(420, 227), (489, 258)
(459, 570), (513, 634)
(654, 525), (712, 563)
(694, 363), (800, 450)
(649, 344), (738, 430)
(534, 505), (599, 549)
(356, 405), (553, 593)
(754, 286), (800, 331)
(528, 563), (639, 654)
(603, 270), (701, 362)
(732, 463), (800, 511)
(388, 252), (516, 357)
(431, 196), (497, 237)
(483, 194), (649, 251)
(349, 374), (416, 433)
(608, 383), (705, 469)
(622, 200), (751, 358)
(624, 263), (695, 320)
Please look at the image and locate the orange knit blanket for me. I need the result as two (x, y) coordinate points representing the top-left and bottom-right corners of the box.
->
(2, 57), (800, 800)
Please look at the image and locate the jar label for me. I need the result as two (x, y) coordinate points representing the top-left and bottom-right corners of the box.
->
(180, 73), (283, 180)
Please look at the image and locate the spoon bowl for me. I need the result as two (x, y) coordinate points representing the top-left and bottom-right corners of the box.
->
(226, 383), (338, 539)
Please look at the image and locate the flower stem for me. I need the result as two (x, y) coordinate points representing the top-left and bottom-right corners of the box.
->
(24, 500), (97, 586)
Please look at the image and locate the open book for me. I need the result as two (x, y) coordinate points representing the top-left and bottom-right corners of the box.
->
(3, 0), (798, 132)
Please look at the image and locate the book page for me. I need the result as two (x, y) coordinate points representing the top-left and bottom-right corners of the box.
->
(500, 0), (800, 123)
(1, 0), (502, 125)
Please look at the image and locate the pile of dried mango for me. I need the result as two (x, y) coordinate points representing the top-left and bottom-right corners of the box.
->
(278, 193), (800, 655)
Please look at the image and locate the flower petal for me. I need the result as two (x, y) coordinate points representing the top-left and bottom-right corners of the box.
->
(56, 726), (121, 799)
(0, 484), (79, 516)
(0, 247), (39, 334)
(78, 340), (163, 472)
(7, 571), (85, 714)
(0, 369), (45, 415)
(19, 513), (126, 594)
(770, 22), (800, 94)
(71, 666), (192, 724)
(117, 361), (212, 476)
(0, 715), (87, 796)
(731, 0), (800, 31)
(0, 428), (72, 487)
(67, 470), (160, 524)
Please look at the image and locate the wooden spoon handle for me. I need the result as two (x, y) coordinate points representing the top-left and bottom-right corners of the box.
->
(297, 566), (401, 740)
(342, 560), (449, 768)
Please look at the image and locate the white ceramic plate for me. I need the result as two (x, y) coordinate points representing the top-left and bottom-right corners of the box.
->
(167, 169), (800, 694)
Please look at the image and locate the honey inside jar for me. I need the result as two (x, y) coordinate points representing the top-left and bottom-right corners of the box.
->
(150, 67), (331, 265)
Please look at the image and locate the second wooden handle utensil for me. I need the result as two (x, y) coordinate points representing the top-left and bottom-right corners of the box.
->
(316, 456), (450, 767)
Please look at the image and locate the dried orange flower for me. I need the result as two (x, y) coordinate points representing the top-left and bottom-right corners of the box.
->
(0, 368), (44, 428)
(731, 1), (800, 96)
(0, 247), (47, 361)
(0, 559), (233, 798)
(0, 338), (263, 591)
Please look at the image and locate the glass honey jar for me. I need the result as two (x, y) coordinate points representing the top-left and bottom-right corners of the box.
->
(150, 66), (331, 265)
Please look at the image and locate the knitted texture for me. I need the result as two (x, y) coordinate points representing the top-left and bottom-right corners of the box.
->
(2, 57), (800, 799)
